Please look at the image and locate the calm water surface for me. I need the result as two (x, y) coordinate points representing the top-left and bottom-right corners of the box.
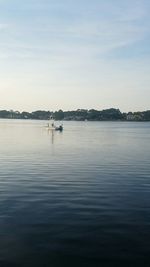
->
(0, 119), (150, 266)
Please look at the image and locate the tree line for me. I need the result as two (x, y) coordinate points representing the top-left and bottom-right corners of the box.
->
(0, 108), (150, 121)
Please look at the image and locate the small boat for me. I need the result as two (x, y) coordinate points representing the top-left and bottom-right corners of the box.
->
(45, 123), (55, 130)
(55, 125), (63, 131)
(46, 123), (63, 131)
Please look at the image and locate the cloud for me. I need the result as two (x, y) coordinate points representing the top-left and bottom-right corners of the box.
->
(0, 0), (149, 61)
(0, 0), (150, 112)
(0, 23), (8, 30)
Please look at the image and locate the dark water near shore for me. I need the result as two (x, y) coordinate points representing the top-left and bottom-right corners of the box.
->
(0, 119), (150, 267)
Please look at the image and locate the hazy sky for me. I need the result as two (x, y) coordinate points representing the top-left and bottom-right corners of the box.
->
(0, 0), (150, 111)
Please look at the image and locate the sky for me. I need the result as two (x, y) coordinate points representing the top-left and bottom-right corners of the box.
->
(0, 0), (150, 112)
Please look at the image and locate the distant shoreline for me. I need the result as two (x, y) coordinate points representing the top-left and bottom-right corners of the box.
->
(0, 108), (150, 121)
(0, 118), (150, 123)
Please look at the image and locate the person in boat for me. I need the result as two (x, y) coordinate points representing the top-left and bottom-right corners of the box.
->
(59, 125), (63, 131)
(55, 125), (63, 131)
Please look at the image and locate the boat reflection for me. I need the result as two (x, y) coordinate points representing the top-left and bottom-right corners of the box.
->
(46, 124), (63, 144)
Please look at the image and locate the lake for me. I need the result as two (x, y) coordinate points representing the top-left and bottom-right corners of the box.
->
(0, 119), (150, 267)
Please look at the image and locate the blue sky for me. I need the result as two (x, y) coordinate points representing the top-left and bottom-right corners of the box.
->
(0, 0), (150, 111)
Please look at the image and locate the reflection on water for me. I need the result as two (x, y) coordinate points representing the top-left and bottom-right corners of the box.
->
(0, 119), (150, 267)
(47, 128), (63, 144)
(47, 128), (55, 144)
